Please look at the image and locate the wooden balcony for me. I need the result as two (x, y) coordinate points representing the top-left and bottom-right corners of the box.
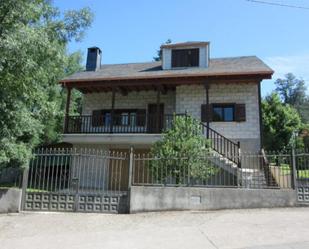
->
(64, 113), (178, 134)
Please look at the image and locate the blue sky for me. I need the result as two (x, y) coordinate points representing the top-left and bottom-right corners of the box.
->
(54, 0), (309, 96)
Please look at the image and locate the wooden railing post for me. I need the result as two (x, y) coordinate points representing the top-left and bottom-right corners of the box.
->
(64, 87), (71, 133)
(204, 83), (210, 139)
(156, 89), (161, 133)
(110, 88), (116, 134)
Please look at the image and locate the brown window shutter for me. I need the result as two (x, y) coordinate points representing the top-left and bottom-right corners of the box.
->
(136, 109), (146, 126)
(92, 110), (103, 127)
(201, 104), (213, 122)
(235, 104), (246, 122)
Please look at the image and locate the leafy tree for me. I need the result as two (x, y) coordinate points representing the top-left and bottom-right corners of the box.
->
(275, 73), (309, 123)
(153, 39), (172, 61)
(298, 124), (309, 149)
(262, 93), (302, 151)
(150, 115), (217, 184)
(0, 0), (93, 168)
(275, 73), (307, 106)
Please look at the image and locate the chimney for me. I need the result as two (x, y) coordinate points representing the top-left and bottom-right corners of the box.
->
(86, 47), (102, 71)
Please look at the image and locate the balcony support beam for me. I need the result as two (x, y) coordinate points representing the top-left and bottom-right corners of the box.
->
(204, 83), (210, 139)
(156, 88), (161, 133)
(64, 87), (71, 133)
(110, 88), (116, 134)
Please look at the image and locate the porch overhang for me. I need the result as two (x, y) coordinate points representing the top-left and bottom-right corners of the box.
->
(59, 72), (273, 93)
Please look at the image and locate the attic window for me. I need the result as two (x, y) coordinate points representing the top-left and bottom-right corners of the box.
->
(171, 48), (199, 68)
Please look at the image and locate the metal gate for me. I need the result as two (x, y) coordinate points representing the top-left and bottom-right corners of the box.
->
(296, 151), (309, 205)
(22, 148), (129, 213)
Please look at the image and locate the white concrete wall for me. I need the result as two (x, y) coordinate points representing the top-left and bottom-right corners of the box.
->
(82, 90), (176, 115)
(175, 83), (261, 151)
(130, 186), (297, 213)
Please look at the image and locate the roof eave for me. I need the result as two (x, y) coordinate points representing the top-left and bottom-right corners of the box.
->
(59, 71), (274, 85)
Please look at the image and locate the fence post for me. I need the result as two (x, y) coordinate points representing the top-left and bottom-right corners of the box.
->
(20, 166), (29, 211)
(291, 148), (297, 190)
(128, 147), (134, 190)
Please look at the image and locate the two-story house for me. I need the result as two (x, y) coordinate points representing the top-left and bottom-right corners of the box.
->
(60, 41), (273, 158)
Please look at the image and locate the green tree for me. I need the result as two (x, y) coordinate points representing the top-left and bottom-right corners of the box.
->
(275, 73), (307, 106)
(0, 0), (93, 168)
(153, 39), (172, 61)
(262, 93), (302, 151)
(150, 115), (217, 184)
(275, 73), (309, 123)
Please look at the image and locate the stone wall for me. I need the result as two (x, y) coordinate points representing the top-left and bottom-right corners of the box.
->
(176, 83), (261, 151)
(0, 188), (22, 213)
(82, 90), (176, 115)
(80, 82), (261, 152)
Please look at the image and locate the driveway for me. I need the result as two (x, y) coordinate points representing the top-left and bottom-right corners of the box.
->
(0, 208), (308, 249)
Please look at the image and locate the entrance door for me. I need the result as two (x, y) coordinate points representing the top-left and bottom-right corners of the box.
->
(148, 104), (164, 133)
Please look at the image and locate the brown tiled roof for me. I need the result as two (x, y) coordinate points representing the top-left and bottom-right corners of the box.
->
(60, 56), (273, 83)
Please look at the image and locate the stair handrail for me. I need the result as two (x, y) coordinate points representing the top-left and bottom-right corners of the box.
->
(198, 120), (241, 167)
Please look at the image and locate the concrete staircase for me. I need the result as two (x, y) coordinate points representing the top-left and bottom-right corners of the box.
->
(238, 168), (269, 189)
(209, 151), (271, 188)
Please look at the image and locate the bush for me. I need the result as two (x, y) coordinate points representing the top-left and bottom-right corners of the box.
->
(150, 115), (218, 184)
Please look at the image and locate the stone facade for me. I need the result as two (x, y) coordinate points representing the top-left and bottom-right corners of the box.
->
(176, 82), (261, 151)
(77, 82), (261, 152)
(82, 90), (176, 115)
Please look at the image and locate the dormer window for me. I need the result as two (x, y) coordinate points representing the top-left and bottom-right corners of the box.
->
(171, 48), (199, 68)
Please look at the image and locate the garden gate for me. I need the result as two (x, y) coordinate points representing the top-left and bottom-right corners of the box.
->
(22, 149), (129, 213)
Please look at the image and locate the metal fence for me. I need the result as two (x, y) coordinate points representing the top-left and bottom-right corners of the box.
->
(27, 148), (129, 194)
(131, 150), (309, 189)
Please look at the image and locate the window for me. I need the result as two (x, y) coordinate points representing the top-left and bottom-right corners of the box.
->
(104, 112), (111, 126)
(171, 48), (199, 68)
(93, 109), (145, 127)
(121, 113), (129, 126)
(212, 104), (235, 122)
(130, 113), (137, 126)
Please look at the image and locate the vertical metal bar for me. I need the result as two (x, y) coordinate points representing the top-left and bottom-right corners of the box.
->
(128, 147), (134, 189)
(291, 148), (297, 190)
(28, 156), (34, 190)
(55, 148), (60, 192)
(49, 149), (56, 192)
(33, 149), (39, 190)
(42, 148), (48, 191)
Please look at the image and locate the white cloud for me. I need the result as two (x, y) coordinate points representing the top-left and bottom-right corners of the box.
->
(264, 53), (309, 81)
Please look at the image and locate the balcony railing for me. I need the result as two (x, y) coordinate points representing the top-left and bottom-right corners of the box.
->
(64, 113), (178, 134)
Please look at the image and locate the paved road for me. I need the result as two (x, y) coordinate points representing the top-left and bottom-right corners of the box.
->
(0, 208), (308, 249)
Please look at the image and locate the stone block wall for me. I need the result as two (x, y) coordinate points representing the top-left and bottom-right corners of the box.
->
(80, 82), (261, 152)
(176, 82), (261, 151)
(82, 90), (176, 115)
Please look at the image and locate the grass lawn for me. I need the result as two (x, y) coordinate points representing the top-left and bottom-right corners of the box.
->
(270, 163), (309, 179)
